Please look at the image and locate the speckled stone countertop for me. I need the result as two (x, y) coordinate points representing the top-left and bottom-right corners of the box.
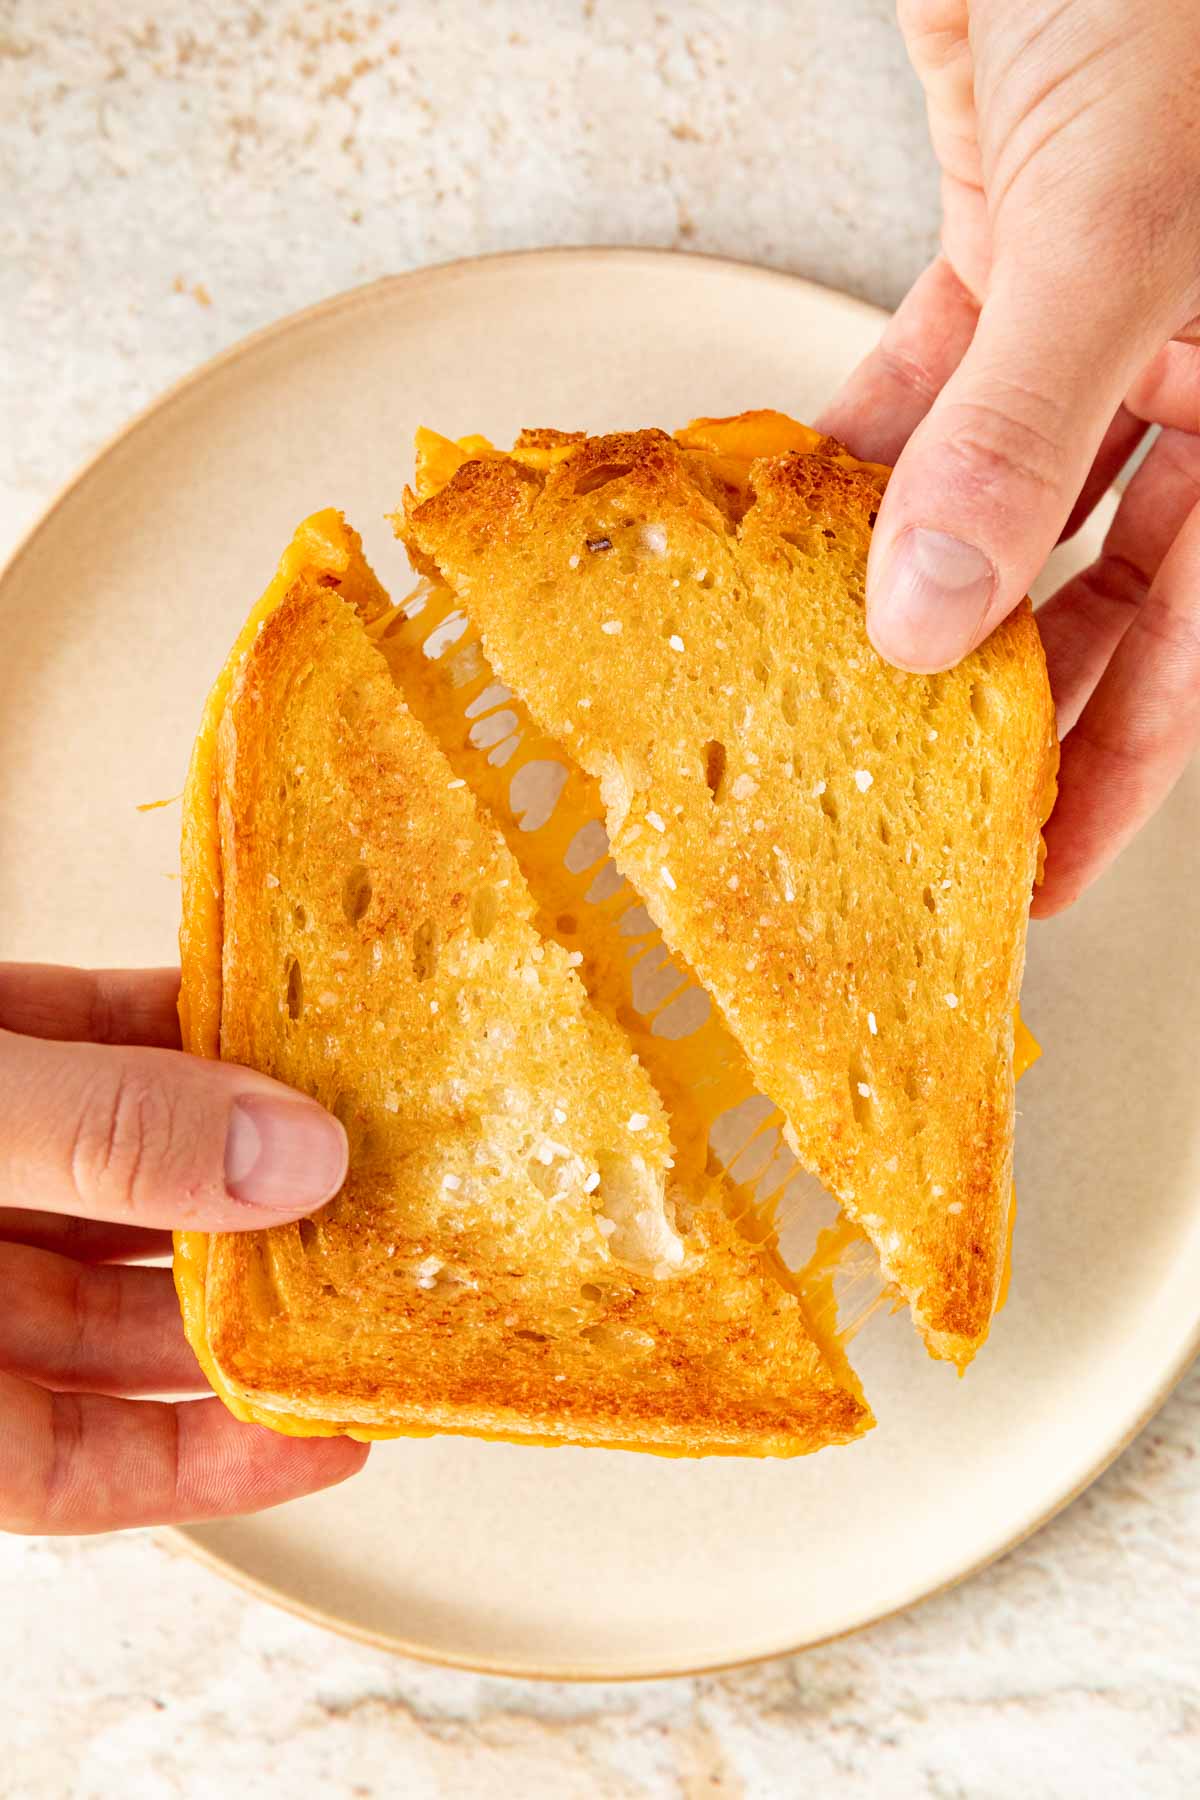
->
(2, 4), (1198, 1795)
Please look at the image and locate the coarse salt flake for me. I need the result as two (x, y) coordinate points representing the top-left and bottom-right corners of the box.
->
(857, 1082), (872, 1099)
(660, 866), (677, 891)
(627, 1112), (649, 1132)
(442, 1173), (462, 1191)
(265, 872), (280, 888)
(854, 769), (873, 792)
(868, 1011), (878, 1036)
(944, 993), (959, 1009)
(668, 633), (685, 652)
(646, 810), (667, 832)
(585, 1171), (601, 1193)
(601, 619), (622, 635)
(946, 1200), (963, 1215)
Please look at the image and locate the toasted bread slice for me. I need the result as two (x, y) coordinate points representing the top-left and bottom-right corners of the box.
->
(174, 513), (870, 1455)
(400, 414), (1058, 1366)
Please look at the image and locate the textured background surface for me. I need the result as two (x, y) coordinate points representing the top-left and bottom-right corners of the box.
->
(2, 2), (1198, 1795)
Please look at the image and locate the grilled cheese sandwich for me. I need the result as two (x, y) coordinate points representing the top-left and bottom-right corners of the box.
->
(174, 407), (1054, 1457)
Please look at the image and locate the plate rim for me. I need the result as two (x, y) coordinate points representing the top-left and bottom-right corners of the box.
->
(9, 245), (1196, 1681)
(0, 244), (883, 601)
(157, 1367), (1189, 1682)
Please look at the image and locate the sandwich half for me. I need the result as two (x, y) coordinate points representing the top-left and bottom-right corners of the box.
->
(399, 411), (1058, 1367)
(173, 507), (871, 1454)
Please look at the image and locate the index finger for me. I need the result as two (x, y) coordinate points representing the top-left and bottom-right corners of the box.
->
(814, 257), (980, 462)
(0, 965), (182, 1049)
(0, 1208), (171, 1263)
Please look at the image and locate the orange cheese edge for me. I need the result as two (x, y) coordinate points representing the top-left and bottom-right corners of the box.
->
(673, 408), (891, 495)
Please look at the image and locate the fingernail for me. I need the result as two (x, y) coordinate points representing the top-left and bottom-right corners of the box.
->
(225, 1097), (348, 1213)
(870, 528), (996, 672)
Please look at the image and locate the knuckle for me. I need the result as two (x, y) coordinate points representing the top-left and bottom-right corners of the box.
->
(896, 0), (951, 49)
(43, 1392), (84, 1527)
(65, 1262), (122, 1380)
(83, 974), (116, 1048)
(1073, 554), (1151, 622)
(937, 389), (1069, 502)
(1152, 423), (1200, 486)
(877, 339), (942, 408)
(0, 1385), (77, 1536)
(2, 1391), (83, 1534)
(70, 1067), (177, 1218)
(1132, 597), (1200, 670)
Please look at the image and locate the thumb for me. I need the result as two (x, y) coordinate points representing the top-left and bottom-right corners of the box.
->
(1, 1029), (348, 1231)
(865, 264), (1152, 673)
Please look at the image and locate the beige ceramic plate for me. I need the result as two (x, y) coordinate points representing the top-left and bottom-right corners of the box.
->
(3, 250), (1198, 1680)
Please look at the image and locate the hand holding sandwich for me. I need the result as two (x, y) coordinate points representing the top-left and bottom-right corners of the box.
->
(820, 0), (1200, 916)
(0, 962), (363, 1533)
(8, 0), (1196, 1532)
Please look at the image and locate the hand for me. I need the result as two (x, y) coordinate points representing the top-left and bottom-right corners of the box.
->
(818, 0), (1200, 915)
(0, 963), (366, 1534)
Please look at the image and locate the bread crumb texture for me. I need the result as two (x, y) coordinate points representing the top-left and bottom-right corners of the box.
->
(182, 509), (870, 1456)
(402, 415), (1058, 1365)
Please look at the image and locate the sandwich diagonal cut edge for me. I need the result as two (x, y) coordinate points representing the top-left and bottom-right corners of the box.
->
(173, 504), (872, 1457)
(399, 411), (1059, 1369)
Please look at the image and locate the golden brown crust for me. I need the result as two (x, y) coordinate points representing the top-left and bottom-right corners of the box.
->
(402, 418), (1058, 1366)
(177, 509), (392, 1059)
(514, 426), (587, 454)
(183, 535), (872, 1455)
